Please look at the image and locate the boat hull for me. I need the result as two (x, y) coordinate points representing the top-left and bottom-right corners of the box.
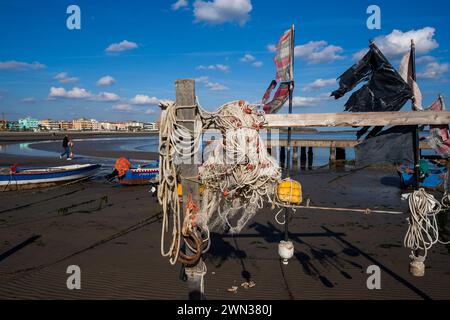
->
(119, 167), (158, 186)
(0, 164), (101, 191)
(398, 162), (447, 190)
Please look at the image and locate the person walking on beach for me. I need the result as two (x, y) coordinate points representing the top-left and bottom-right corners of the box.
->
(60, 135), (72, 160)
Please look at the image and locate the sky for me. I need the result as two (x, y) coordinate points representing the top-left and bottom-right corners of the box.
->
(0, 0), (449, 122)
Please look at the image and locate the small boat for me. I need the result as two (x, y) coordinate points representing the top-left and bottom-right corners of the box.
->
(398, 160), (447, 190)
(119, 163), (159, 186)
(0, 164), (101, 191)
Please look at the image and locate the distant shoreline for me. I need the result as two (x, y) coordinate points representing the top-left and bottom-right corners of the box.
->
(0, 131), (158, 143)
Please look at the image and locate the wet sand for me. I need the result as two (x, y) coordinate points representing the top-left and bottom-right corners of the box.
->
(29, 140), (158, 161)
(0, 145), (449, 299)
(0, 134), (450, 299)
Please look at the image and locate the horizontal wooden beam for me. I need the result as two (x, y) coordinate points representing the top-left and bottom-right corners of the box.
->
(270, 139), (431, 149)
(264, 111), (450, 128)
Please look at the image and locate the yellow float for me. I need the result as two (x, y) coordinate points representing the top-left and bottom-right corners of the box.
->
(277, 179), (302, 205)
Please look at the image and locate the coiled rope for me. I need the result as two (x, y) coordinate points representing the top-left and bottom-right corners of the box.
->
(404, 188), (450, 263)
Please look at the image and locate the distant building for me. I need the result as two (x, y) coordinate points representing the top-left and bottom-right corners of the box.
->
(72, 118), (93, 131)
(100, 121), (117, 131)
(59, 120), (72, 131)
(91, 119), (100, 131)
(6, 121), (20, 131)
(39, 119), (60, 131)
(143, 122), (158, 131)
(115, 122), (127, 131)
(0, 120), (6, 131)
(125, 121), (144, 132)
(18, 117), (39, 131)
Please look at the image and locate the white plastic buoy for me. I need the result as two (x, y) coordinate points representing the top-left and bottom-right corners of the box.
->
(278, 240), (294, 265)
(410, 257), (425, 277)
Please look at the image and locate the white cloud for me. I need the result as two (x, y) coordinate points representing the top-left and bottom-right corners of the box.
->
(0, 60), (46, 71)
(267, 44), (276, 53)
(112, 104), (134, 112)
(240, 53), (262, 67)
(353, 27), (439, 60)
(195, 76), (228, 91)
(54, 72), (78, 84)
(106, 40), (138, 53)
(145, 108), (156, 115)
(194, 0), (252, 26)
(130, 94), (160, 105)
(93, 92), (120, 102)
(240, 53), (255, 62)
(416, 56), (436, 65)
(418, 62), (449, 79)
(20, 97), (37, 103)
(197, 64), (230, 72)
(294, 41), (344, 64)
(48, 87), (92, 99)
(291, 96), (328, 107)
(303, 78), (336, 92)
(96, 75), (115, 86)
(172, 0), (188, 10)
(206, 82), (228, 91)
(48, 87), (120, 102)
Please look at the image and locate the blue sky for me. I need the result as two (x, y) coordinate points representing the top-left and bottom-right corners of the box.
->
(0, 0), (449, 122)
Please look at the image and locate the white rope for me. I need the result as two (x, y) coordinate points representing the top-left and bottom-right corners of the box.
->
(158, 99), (281, 264)
(404, 188), (450, 262)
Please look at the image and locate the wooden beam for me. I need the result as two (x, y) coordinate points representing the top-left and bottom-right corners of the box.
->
(265, 111), (450, 128)
(175, 79), (203, 300)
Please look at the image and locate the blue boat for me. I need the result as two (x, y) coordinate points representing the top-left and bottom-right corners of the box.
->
(398, 160), (447, 190)
(0, 164), (101, 191)
(119, 163), (159, 186)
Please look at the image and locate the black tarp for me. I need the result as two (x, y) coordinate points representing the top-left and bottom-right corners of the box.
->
(331, 43), (412, 112)
(355, 126), (415, 166)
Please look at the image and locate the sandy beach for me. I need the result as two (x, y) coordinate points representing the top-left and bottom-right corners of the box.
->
(0, 135), (449, 300)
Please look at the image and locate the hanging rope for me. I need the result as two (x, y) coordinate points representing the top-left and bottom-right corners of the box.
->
(158, 99), (281, 265)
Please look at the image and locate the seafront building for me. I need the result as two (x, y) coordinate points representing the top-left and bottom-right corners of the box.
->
(1, 117), (158, 132)
(39, 119), (60, 131)
(18, 117), (39, 131)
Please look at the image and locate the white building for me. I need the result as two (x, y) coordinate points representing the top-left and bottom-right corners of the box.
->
(90, 119), (101, 131)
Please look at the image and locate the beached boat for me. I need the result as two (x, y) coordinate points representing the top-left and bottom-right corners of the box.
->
(398, 160), (447, 190)
(0, 164), (101, 191)
(119, 164), (159, 186)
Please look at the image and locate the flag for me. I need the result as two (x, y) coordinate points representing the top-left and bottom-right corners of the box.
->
(261, 26), (295, 114)
(262, 82), (292, 114)
(274, 27), (294, 82)
(355, 126), (415, 166)
(331, 43), (412, 112)
(427, 97), (450, 157)
(399, 50), (423, 111)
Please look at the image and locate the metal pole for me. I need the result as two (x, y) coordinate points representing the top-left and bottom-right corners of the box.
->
(411, 40), (420, 189)
(284, 25), (295, 242)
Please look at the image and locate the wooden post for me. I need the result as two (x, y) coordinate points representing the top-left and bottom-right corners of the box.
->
(336, 148), (346, 162)
(300, 146), (307, 170)
(280, 146), (286, 168)
(175, 79), (203, 300)
(329, 146), (336, 164)
(307, 147), (314, 169)
(293, 146), (299, 165)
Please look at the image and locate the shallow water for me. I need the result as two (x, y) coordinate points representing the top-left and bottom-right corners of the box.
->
(0, 131), (439, 168)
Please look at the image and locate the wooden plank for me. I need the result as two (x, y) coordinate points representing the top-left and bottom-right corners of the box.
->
(265, 111), (450, 128)
(208, 138), (432, 149)
(175, 79), (203, 300)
